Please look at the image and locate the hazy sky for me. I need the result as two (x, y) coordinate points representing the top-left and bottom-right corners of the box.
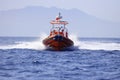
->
(0, 0), (120, 22)
(0, 0), (120, 37)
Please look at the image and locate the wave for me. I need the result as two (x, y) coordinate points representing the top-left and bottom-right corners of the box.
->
(0, 34), (120, 51)
(0, 33), (47, 50)
(70, 34), (120, 51)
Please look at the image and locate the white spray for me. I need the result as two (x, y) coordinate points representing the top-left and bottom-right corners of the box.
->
(69, 34), (120, 51)
(0, 34), (120, 51)
(0, 33), (47, 50)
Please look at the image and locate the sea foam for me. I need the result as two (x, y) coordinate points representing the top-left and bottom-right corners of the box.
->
(0, 34), (120, 51)
(70, 34), (120, 51)
(0, 33), (47, 50)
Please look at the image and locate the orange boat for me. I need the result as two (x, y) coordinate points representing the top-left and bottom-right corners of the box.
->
(43, 13), (74, 51)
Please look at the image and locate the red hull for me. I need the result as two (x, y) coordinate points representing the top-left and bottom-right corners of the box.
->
(43, 35), (74, 51)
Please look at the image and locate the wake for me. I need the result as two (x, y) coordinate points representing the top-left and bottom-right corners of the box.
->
(0, 34), (120, 51)
(0, 34), (47, 50)
(70, 34), (120, 51)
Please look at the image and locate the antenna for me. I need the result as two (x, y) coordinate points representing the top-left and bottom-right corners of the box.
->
(58, 12), (62, 19)
(59, 12), (61, 17)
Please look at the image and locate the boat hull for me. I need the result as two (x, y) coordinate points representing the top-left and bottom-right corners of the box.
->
(43, 35), (74, 51)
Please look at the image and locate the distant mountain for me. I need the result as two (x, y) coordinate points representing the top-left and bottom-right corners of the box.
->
(0, 6), (119, 37)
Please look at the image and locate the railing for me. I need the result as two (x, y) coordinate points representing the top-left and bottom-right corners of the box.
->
(50, 26), (68, 38)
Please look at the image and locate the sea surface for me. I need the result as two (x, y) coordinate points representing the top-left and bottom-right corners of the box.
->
(0, 36), (120, 80)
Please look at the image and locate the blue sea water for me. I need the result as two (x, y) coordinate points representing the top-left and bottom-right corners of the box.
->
(0, 36), (120, 80)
